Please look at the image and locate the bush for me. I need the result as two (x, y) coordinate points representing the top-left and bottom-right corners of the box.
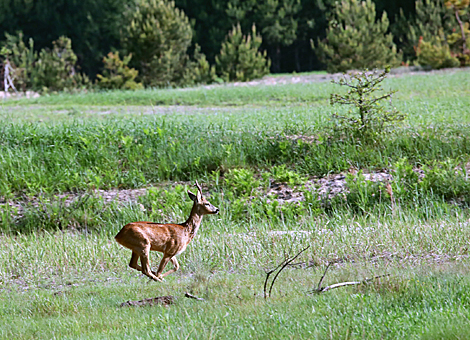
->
(0, 32), (37, 91)
(34, 36), (90, 92)
(96, 52), (143, 90)
(316, 0), (401, 73)
(183, 44), (219, 85)
(216, 24), (271, 82)
(1, 33), (89, 92)
(121, 0), (193, 87)
(415, 37), (460, 69)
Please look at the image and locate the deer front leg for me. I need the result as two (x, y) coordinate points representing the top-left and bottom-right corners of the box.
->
(161, 257), (180, 278)
(129, 251), (158, 276)
(140, 248), (162, 282)
(155, 255), (174, 281)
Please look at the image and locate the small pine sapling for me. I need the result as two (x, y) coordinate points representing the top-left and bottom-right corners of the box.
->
(330, 67), (406, 140)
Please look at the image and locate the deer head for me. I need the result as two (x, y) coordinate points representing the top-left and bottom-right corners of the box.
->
(187, 181), (219, 215)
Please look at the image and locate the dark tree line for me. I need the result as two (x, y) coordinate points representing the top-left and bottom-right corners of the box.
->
(0, 0), (467, 80)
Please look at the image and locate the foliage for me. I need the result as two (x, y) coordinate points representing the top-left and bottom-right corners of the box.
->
(227, 0), (301, 72)
(445, 0), (470, 66)
(224, 168), (260, 197)
(316, 0), (401, 73)
(393, 0), (454, 62)
(0, 32), (37, 91)
(96, 52), (143, 90)
(0, 0), (134, 77)
(420, 158), (470, 201)
(121, 0), (193, 87)
(216, 23), (270, 82)
(344, 171), (385, 213)
(183, 44), (219, 85)
(1, 33), (89, 92)
(34, 36), (90, 92)
(416, 36), (460, 69)
(330, 67), (406, 139)
(270, 165), (307, 186)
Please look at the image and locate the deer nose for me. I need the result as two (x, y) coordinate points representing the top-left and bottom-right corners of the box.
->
(215, 208), (219, 214)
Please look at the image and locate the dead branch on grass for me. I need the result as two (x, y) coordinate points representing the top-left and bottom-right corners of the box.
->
(264, 245), (310, 299)
(309, 262), (390, 294)
(120, 292), (205, 307)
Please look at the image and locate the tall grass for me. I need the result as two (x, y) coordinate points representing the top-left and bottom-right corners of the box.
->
(1, 70), (470, 339)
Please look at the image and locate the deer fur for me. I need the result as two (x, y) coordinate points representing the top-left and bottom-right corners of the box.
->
(115, 181), (219, 282)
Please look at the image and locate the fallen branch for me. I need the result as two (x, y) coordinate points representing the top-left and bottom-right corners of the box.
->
(120, 292), (204, 307)
(309, 262), (390, 294)
(184, 292), (205, 301)
(264, 245), (310, 299)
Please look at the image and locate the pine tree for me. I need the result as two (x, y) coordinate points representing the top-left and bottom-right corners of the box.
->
(393, 0), (454, 61)
(316, 0), (401, 73)
(215, 24), (270, 82)
(121, 0), (193, 87)
(445, 0), (470, 65)
(96, 52), (143, 90)
(226, 0), (301, 72)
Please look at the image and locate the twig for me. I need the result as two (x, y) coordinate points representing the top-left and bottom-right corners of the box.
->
(310, 272), (390, 294)
(184, 292), (205, 301)
(317, 262), (333, 291)
(264, 245), (310, 299)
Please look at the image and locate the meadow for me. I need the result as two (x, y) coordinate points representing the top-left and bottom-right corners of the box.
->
(1, 69), (470, 339)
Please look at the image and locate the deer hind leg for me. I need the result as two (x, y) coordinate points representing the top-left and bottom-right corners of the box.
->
(129, 251), (142, 272)
(139, 247), (162, 282)
(161, 257), (180, 278)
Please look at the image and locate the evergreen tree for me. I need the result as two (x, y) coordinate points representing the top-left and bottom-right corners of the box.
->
(316, 0), (401, 73)
(175, 0), (233, 64)
(96, 52), (143, 90)
(393, 0), (454, 61)
(445, 0), (470, 64)
(0, 0), (133, 77)
(215, 24), (270, 82)
(255, 0), (301, 72)
(226, 0), (301, 72)
(121, 0), (193, 87)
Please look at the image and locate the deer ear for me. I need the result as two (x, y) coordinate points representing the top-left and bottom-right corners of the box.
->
(188, 190), (197, 202)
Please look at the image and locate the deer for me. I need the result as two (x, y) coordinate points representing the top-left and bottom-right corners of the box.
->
(115, 181), (219, 282)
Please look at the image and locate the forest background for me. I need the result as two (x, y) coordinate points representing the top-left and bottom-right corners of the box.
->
(0, 0), (468, 89)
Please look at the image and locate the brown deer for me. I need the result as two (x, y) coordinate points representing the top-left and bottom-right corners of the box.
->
(115, 181), (219, 282)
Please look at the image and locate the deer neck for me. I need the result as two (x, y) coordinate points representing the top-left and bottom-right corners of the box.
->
(183, 204), (203, 240)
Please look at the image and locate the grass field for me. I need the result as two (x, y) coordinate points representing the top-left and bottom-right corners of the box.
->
(1, 69), (470, 339)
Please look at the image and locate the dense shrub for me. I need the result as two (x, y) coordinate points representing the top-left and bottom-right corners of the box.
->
(96, 52), (143, 90)
(316, 0), (401, 73)
(393, 0), (454, 62)
(1, 33), (89, 92)
(34, 36), (90, 92)
(183, 44), (219, 85)
(0, 32), (37, 91)
(415, 36), (460, 69)
(216, 24), (270, 82)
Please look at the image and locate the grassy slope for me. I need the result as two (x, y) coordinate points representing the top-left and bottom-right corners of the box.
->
(1, 69), (470, 339)
(1, 70), (470, 197)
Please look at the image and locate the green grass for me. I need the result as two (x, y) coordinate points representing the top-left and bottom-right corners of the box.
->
(1, 69), (470, 339)
(1, 72), (470, 198)
(1, 207), (470, 339)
